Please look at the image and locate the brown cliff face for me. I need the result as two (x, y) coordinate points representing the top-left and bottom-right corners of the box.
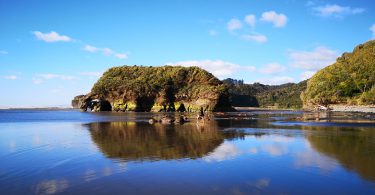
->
(72, 65), (235, 112)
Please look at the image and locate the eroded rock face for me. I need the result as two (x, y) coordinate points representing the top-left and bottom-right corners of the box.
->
(72, 65), (235, 112)
(71, 95), (112, 112)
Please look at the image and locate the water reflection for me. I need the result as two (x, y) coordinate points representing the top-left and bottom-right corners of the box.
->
(85, 118), (375, 183)
(35, 179), (69, 195)
(302, 125), (375, 181)
(86, 121), (245, 161)
(1, 110), (375, 194)
(203, 143), (241, 162)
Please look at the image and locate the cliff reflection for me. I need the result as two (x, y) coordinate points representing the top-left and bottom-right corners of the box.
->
(86, 121), (245, 161)
(303, 125), (375, 181)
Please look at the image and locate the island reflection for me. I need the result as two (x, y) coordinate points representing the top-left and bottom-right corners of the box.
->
(85, 117), (375, 183)
(86, 121), (245, 161)
(302, 125), (375, 182)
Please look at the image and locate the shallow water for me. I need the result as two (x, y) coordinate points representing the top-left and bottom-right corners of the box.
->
(0, 110), (375, 194)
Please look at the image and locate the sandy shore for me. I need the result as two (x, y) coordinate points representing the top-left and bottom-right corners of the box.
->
(235, 106), (375, 114)
(330, 105), (375, 113)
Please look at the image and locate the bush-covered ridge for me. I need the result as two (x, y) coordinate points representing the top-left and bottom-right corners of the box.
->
(73, 65), (233, 112)
(302, 40), (375, 106)
(223, 79), (307, 109)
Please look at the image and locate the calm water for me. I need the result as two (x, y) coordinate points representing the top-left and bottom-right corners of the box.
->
(0, 110), (375, 194)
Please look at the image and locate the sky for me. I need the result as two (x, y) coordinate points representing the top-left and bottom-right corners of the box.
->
(0, 0), (374, 107)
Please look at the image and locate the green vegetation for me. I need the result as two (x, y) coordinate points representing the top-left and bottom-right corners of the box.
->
(223, 78), (307, 109)
(87, 121), (245, 160)
(74, 40), (375, 111)
(304, 125), (375, 181)
(302, 40), (375, 106)
(74, 65), (233, 112)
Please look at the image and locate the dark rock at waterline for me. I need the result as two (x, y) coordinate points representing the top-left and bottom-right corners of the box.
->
(72, 95), (112, 112)
(176, 103), (186, 112)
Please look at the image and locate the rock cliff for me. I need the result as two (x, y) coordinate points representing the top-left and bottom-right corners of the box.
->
(72, 65), (234, 112)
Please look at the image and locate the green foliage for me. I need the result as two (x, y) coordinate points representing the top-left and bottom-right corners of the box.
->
(358, 86), (375, 105)
(303, 40), (375, 106)
(223, 79), (307, 109)
(89, 65), (231, 111)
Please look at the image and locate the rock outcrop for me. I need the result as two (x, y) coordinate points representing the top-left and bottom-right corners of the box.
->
(72, 65), (235, 112)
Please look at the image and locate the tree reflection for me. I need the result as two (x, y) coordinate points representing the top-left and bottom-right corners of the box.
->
(86, 121), (244, 161)
(303, 125), (375, 181)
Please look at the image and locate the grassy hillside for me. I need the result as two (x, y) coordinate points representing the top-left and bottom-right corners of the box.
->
(302, 40), (375, 106)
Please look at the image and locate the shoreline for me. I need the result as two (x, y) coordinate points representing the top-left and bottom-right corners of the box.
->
(329, 105), (375, 113)
(1, 105), (374, 113)
(0, 107), (73, 110)
(234, 107), (298, 112)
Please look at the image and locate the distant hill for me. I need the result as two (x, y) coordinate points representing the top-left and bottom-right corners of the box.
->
(223, 79), (307, 109)
(302, 40), (375, 106)
(72, 65), (233, 112)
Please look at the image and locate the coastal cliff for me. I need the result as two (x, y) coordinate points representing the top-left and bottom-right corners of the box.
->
(72, 65), (234, 112)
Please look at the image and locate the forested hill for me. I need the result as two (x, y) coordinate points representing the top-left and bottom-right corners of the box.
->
(223, 78), (307, 109)
(302, 40), (375, 106)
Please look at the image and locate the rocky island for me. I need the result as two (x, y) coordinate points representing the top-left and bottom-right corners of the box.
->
(72, 65), (234, 112)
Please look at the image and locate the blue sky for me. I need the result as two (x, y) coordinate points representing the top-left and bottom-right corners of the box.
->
(0, 0), (374, 107)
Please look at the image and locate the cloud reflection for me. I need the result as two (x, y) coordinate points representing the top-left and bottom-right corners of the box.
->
(294, 144), (337, 172)
(262, 144), (288, 156)
(249, 147), (258, 154)
(84, 169), (97, 182)
(251, 178), (270, 189)
(35, 179), (69, 195)
(203, 143), (241, 162)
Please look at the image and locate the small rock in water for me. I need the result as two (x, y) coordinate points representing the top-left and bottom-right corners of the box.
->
(149, 118), (157, 124)
(161, 115), (175, 124)
(175, 115), (188, 124)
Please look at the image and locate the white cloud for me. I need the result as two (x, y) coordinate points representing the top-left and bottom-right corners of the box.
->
(2, 75), (17, 80)
(33, 31), (72, 42)
(258, 76), (295, 85)
(166, 59), (255, 78)
(203, 143), (241, 162)
(242, 66), (257, 72)
(244, 14), (256, 27)
(102, 48), (113, 56)
(208, 29), (217, 36)
(259, 63), (286, 74)
(33, 73), (76, 84)
(83, 45), (99, 52)
(83, 44), (129, 60)
(300, 71), (316, 80)
(227, 18), (243, 31)
(288, 46), (338, 71)
(370, 24), (375, 39)
(313, 4), (365, 17)
(80, 72), (103, 78)
(260, 11), (287, 27)
(0, 50), (8, 55)
(114, 53), (128, 59)
(242, 34), (267, 43)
